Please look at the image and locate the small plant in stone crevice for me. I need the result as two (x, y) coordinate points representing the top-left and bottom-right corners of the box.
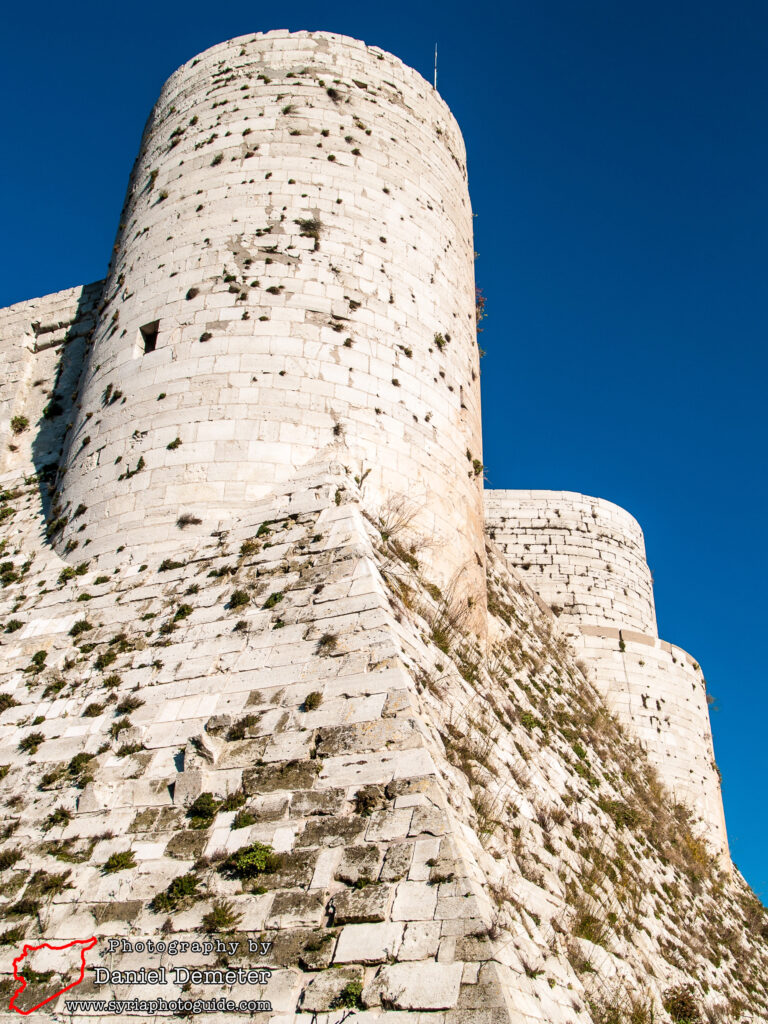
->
(262, 591), (283, 610)
(0, 848), (22, 871)
(200, 899), (243, 933)
(18, 731), (45, 754)
(116, 742), (144, 758)
(232, 808), (258, 829)
(226, 714), (259, 741)
(42, 807), (71, 832)
(229, 590), (250, 610)
(10, 416), (29, 435)
(0, 694), (20, 714)
(102, 850), (136, 874)
(110, 719), (131, 739)
(177, 513), (202, 528)
(220, 791), (246, 812)
(330, 981), (364, 1010)
(589, 988), (656, 1024)
(116, 694), (144, 716)
(294, 217), (322, 249)
(303, 691), (323, 711)
(663, 985), (701, 1024)
(150, 872), (202, 912)
(316, 632), (337, 656)
(219, 842), (282, 879)
(82, 701), (105, 718)
(159, 558), (184, 571)
(186, 793), (221, 830)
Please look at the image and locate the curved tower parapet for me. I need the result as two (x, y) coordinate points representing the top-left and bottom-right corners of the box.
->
(485, 488), (728, 856)
(485, 489), (657, 635)
(56, 31), (485, 604)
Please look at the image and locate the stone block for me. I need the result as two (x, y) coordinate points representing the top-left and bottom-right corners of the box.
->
(365, 961), (464, 1010)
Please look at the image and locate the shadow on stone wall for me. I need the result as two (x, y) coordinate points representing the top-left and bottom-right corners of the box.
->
(30, 283), (102, 537)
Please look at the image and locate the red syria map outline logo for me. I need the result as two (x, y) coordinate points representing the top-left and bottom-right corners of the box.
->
(9, 937), (97, 1015)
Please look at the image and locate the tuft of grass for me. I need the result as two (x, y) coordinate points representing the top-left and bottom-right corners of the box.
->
(102, 850), (136, 874)
(18, 731), (45, 754)
(159, 558), (184, 571)
(330, 981), (364, 1010)
(201, 899), (243, 933)
(232, 809), (258, 829)
(177, 513), (202, 528)
(220, 791), (246, 811)
(663, 986), (701, 1024)
(186, 792), (221, 829)
(0, 848), (22, 871)
(150, 873), (200, 912)
(116, 695), (144, 716)
(42, 807), (71, 832)
(316, 632), (337, 655)
(226, 715), (258, 741)
(303, 691), (323, 711)
(295, 217), (322, 242)
(94, 650), (117, 671)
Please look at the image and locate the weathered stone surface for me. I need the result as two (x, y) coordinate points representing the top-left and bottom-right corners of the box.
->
(243, 759), (321, 794)
(290, 788), (347, 817)
(335, 844), (383, 885)
(380, 841), (414, 882)
(164, 830), (209, 860)
(266, 889), (326, 928)
(334, 922), (405, 965)
(366, 961), (464, 1010)
(331, 883), (393, 925)
(296, 815), (366, 848)
(316, 719), (422, 757)
(398, 920), (442, 961)
(391, 880), (438, 922)
(300, 966), (364, 1012)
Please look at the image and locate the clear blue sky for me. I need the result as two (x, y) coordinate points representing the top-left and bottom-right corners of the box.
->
(2, 1), (765, 898)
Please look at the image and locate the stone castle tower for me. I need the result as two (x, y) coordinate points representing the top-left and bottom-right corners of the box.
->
(1, 30), (757, 1023)
(55, 31), (486, 614)
(37, 28), (724, 855)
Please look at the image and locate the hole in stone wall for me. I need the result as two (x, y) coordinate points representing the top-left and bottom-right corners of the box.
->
(139, 321), (159, 354)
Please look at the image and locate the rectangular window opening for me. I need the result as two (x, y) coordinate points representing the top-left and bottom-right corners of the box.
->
(139, 321), (159, 354)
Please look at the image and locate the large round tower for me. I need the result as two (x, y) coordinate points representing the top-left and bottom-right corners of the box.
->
(56, 31), (485, 603)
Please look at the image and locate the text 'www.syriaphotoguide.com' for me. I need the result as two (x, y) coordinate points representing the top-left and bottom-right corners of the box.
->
(63, 997), (272, 1014)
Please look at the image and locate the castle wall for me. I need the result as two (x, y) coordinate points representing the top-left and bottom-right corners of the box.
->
(55, 30), (485, 606)
(485, 489), (728, 856)
(0, 284), (101, 477)
(485, 490), (657, 635)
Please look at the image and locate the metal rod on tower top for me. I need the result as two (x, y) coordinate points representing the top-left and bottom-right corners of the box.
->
(434, 43), (438, 90)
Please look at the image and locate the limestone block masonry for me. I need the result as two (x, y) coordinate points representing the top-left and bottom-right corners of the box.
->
(2, 33), (761, 1021)
(485, 490), (657, 635)
(54, 30), (485, 609)
(485, 490), (728, 856)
